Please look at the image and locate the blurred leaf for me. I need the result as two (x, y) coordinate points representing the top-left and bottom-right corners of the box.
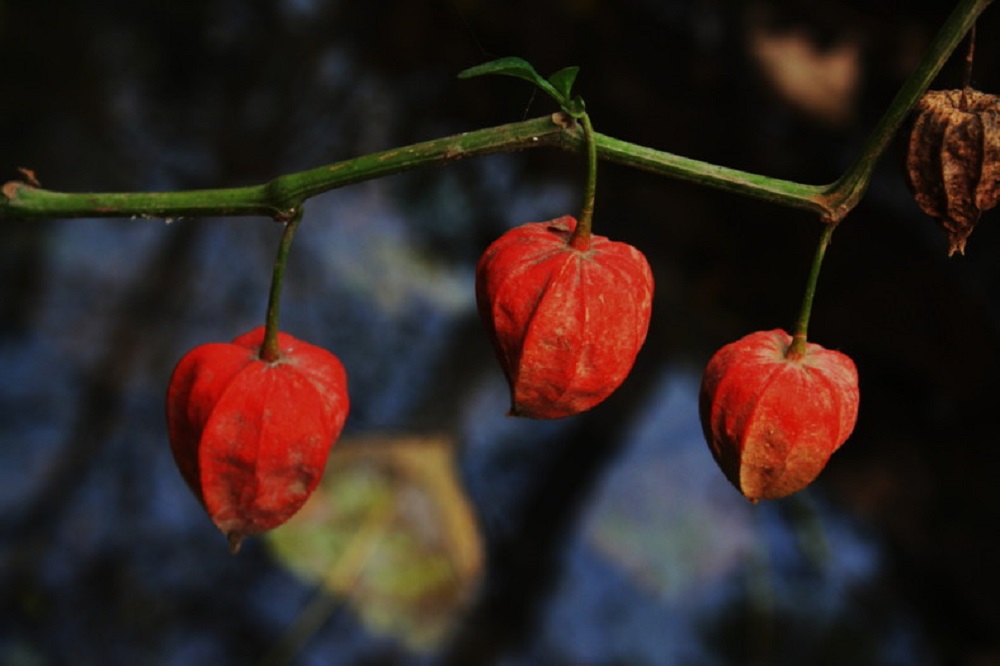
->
(266, 434), (482, 653)
(748, 18), (860, 126)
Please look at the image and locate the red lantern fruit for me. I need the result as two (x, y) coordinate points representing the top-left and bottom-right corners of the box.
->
(166, 326), (349, 551)
(476, 215), (654, 418)
(699, 329), (858, 501)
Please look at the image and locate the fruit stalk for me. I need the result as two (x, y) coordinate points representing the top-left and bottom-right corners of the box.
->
(262, 208), (303, 362)
(569, 112), (598, 251)
(788, 222), (837, 360)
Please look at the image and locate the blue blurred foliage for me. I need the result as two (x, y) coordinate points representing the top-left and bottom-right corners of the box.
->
(2, 1), (1000, 664)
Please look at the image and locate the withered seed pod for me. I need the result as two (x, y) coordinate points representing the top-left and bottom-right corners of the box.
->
(905, 88), (999, 256)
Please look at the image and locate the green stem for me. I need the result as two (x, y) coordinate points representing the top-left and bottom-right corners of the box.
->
(591, 129), (828, 211)
(783, 0), (990, 360)
(787, 222), (838, 360)
(0, 118), (565, 220)
(569, 112), (598, 250)
(260, 208), (303, 363)
(0, 0), (989, 226)
(1, 116), (825, 221)
(817, 0), (993, 221)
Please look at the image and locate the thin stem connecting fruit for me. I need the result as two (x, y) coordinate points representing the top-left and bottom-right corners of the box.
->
(569, 112), (598, 251)
(787, 222), (837, 360)
(262, 209), (303, 363)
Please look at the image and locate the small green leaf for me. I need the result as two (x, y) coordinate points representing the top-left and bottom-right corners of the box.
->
(547, 66), (580, 101)
(458, 56), (543, 84)
(565, 95), (587, 118)
(458, 56), (563, 106)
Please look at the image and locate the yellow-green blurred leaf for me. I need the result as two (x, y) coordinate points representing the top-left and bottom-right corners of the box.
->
(265, 434), (482, 653)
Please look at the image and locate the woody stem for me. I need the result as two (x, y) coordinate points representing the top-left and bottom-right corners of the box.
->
(963, 23), (977, 91)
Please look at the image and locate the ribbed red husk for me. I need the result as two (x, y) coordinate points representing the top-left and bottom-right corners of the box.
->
(698, 329), (859, 501)
(476, 215), (654, 418)
(166, 326), (349, 550)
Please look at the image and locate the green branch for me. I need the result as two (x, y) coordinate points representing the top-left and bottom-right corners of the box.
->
(817, 0), (993, 221)
(0, 0), (991, 225)
(0, 117), (568, 221)
(0, 114), (830, 222)
(587, 130), (828, 212)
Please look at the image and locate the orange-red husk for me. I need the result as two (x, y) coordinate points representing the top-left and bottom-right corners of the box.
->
(476, 216), (654, 418)
(166, 326), (349, 549)
(699, 329), (859, 501)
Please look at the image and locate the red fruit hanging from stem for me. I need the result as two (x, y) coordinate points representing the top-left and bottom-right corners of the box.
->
(698, 328), (859, 501)
(167, 209), (348, 552)
(699, 222), (858, 501)
(167, 326), (349, 551)
(476, 215), (654, 418)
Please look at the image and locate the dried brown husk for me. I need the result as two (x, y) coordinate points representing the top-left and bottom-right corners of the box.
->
(905, 88), (999, 256)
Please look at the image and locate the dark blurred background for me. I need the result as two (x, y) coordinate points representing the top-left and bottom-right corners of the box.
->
(2, 1), (999, 664)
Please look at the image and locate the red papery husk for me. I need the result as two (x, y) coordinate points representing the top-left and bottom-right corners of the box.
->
(476, 215), (654, 418)
(699, 329), (859, 501)
(166, 326), (349, 551)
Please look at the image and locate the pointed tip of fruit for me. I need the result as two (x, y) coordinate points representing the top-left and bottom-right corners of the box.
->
(227, 532), (245, 554)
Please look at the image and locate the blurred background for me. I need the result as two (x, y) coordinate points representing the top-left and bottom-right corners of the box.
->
(2, 1), (999, 664)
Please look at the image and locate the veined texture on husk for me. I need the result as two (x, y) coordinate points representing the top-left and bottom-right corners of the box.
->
(476, 216), (654, 419)
(166, 326), (349, 551)
(699, 329), (859, 501)
(905, 88), (999, 256)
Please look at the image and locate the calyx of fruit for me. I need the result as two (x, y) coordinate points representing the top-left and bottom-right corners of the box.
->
(905, 88), (999, 255)
(475, 215), (654, 418)
(698, 329), (859, 501)
(166, 326), (349, 551)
